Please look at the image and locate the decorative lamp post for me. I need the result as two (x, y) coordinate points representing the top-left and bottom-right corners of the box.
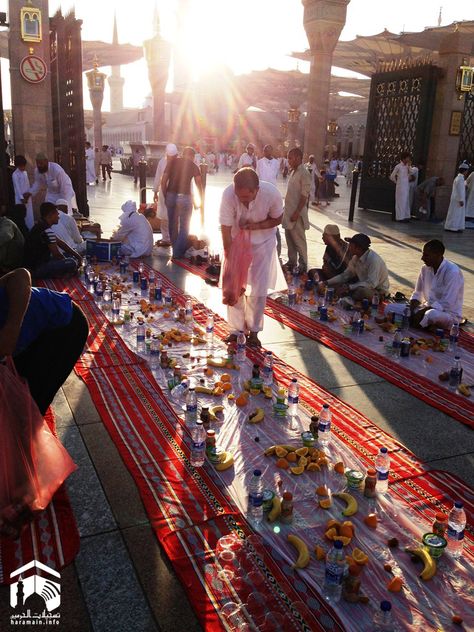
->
(302, 0), (350, 162)
(86, 57), (106, 150)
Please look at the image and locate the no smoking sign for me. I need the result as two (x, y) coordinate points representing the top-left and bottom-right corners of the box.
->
(20, 55), (47, 83)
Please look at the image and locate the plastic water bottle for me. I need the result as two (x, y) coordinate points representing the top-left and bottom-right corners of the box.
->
(185, 387), (198, 426)
(323, 540), (346, 604)
(392, 329), (402, 357)
(185, 298), (193, 322)
(149, 336), (160, 369)
(95, 280), (104, 300)
(138, 262), (144, 276)
(288, 281), (296, 306)
(103, 285), (112, 304)
(164, 287), (172, 306)
(111, 296), (121, 323)
(371, 292), (380, 317)
(401, 306), (410, 331)
(449, 323), (459, 353)
(375, 447), (390, 494)
(205, 313), (214, 342)
(190, 420), (206, 467)
(262, 351), (274, 386)
(236, 331), (246, 362)
(351, 311), (361, 335)
(149, 270), (156, 286)
(170, 378), (189, 400)
(155, 277), (163, 302)
(373, 601), (394, 631)
(247, 469), (264, 526)
(447, 501), (466, 559)
(136, 322), (146, 353)
(288, 378), (299, 417)
(449, 356), (463, 389)
(318, 404), (332, 446)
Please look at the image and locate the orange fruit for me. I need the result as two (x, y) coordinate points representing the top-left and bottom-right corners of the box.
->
(316, 485), (329, 496)
(220, 373), (231, 383)
(348, 563), (363, 576)
(214, 381), (224, 389)
(222, 382), (232, 392)
(290, 466), (305, 475)
(387, 576), (403, 592)
(275, 446), (289, 458)
(298, 456), (308, 467)
(333, 535), (351, 546)
(363, 513), (378, 529)
(286, 452), (297, 463)
(307, 462), (321, 472)
(235, 393), (248, 407)
(352, 548), (369, 565)
(334, 461), (345, 474)
(319, 497), (332, 509)
(314, 546), (326, 561)
(276, 458), (289, 470)
(324, 527), (338, 541)
(318, 457), (329, 467)
(326, 519), (341, 531)
(295, 447), (309, 457)
(339, 522), (355, 538)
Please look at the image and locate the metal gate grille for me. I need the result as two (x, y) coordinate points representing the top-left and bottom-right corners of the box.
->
(457, 92), (474, 167)
(359, 64), (439, 213)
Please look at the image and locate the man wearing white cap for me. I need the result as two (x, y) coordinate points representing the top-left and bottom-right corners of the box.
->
(238, 144), (257, 170)
(153, 143), (178, 247)
(112, 200), (153, 258)
(51, 199), (86, 254)
(24, 153), (78, 215)
(444, 162), (469, 232)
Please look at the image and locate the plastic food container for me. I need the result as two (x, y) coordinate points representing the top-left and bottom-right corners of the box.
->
(422, 532), (447, 559)
(345, 469), (364, 490)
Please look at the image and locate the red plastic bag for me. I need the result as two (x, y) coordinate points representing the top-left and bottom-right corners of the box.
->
(0, 358), (77, 538)
(221, 230), (253, 306)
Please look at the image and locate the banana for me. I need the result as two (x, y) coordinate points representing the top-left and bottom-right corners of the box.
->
(334, 492), (358, 516)
(248, 407), (265, 423)
(264, 445), (277, 456)
(405, 547), (437, 580)
(195, 385), (214, 394)
(267, 496), (282, 522)
(262, 386), (273, 399)
(207, 357), (228, 368)
(287, 534), (310, 569)
(458, 383), (471, 397)
(209, 405), (224, 421)
(215, 451), (234, 471)
(264, 444), (297, 456)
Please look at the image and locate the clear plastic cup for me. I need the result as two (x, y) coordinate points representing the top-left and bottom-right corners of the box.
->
(216, 533), (241, 556)
(258, 610), (285, 631)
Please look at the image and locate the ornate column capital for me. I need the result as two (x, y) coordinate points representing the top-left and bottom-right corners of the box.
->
(302, 0), (350, 52)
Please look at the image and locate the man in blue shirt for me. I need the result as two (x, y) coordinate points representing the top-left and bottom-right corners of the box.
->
(0, 268), (88, 414)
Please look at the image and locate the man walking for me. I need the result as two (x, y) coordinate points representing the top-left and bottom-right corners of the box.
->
(100, 145), (113, 181)
(390, 152), (413, 222)
(282, 147), (312, 274)
(85, 142), (96, 185)
(256, 145), (280, 185)
(153, 143), (178, 247)
(444, 162), (468, 232)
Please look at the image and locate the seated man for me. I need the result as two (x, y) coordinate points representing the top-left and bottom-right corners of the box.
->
(326, 233), (389, 302)
(51, 198), (86, 255)
(0, 214), (24, 273)
(309, 224), (351, 281)
(23, 202), (81, 278)
(384, 239), (464, 329)
(112, 200), (154, 258)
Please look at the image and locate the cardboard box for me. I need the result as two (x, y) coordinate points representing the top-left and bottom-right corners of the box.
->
(86, 240), (122, 262)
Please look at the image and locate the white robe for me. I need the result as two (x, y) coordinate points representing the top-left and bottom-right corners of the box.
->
(256, 157), (280, 185)
(153, 156), (169, 221)
(12, 168), (34, 229)
(465, 172), (474, 219)
(112, 210), (154, 258)
(444, 174), (466, 231)
(85, 147), (96, 183)
(390, 162), (411, 220)
(409, 166), (419, 211)
(29, 162), (77, 215)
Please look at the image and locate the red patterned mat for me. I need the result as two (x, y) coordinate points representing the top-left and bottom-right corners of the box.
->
(173, 258), (474, 429)
(0, 409), (80, 585)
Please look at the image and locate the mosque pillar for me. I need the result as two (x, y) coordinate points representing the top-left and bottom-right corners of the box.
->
(143, 15), (171, 142)
(302, 0), (350, 163)
(426, 31), (472, 217)
(86, 60), (106, 150)
(8, 0), (54, 164)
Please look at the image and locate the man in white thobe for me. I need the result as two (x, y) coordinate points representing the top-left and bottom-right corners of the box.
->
(466, 169), (474, 222)
(444, 163), (468, 232)
(51, 199), (86, 254)
(24, 153), (77, 215)
(219, 168), (284, 348)
(409, 164), (419, 212)
(384, 240), (464, 329)
(12, 155), (34, 229)
(390, 152), (412, 222)
(238, 144), (257, 170)
(256, 145), (280, 185)
(85, 142), (96, 184)
(153, 143), (178, 247)
(112, 200), (154, 258)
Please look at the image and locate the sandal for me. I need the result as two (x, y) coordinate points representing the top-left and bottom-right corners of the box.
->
(247, 333), (262, 348)
(223, 334), (238, 344)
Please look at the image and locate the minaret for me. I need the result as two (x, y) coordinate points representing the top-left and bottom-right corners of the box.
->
(173, 0), (192, 92)
(143, 4), (171, 140)
(108, 12), (125, 112)
(16, 576), (25, 609)
(437, 6), (442, 27)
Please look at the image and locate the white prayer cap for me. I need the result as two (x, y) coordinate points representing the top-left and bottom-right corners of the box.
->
(459, 161), (470, 171)
(121, 200), (137, 214)
(55, 199), (69, 207)
(166, 143), (178, 156)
